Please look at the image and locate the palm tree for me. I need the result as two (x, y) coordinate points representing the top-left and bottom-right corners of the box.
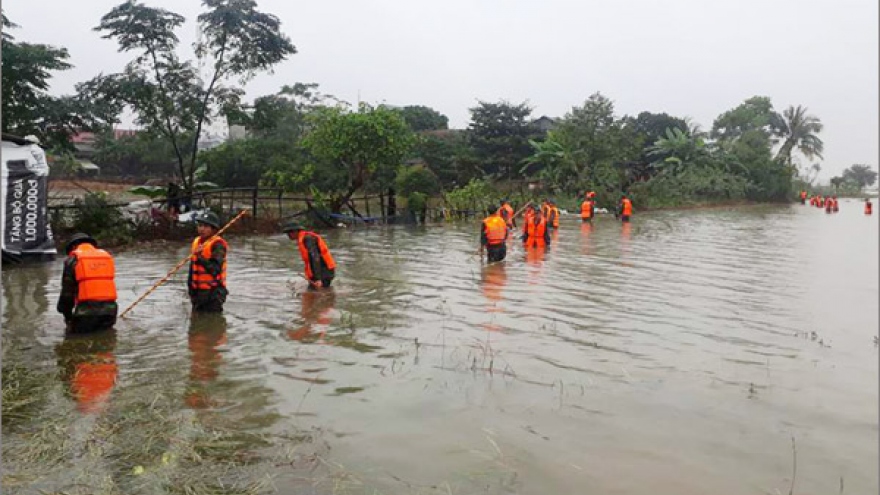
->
(774, 105), (824, 166)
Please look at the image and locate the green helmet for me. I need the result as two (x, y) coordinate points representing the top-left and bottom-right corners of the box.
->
(196, 211), (221, 229)
(281, 222), (305, 234)
(65, 232), (97, 254)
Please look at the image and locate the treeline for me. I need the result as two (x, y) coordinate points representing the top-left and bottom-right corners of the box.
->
(6, 1), (864, 215)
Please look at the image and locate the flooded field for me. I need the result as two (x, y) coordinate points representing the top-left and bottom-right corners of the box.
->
(3, 201), (877, 495)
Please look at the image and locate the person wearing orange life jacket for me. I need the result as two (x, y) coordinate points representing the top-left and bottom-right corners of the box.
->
(188, 211), (228, 313)
(618, 194), (633, 223)
(831, 195), (839, 212)
(580, 192), (596, 223)
(55, 329), (118, 414)
(521, 203), (536, 237)
(522, 206), (551, 247)
(541, 199), (551, 220)
(825, 197), (833, 213)
(865, 198), (873, 215)
(56, 233), (118, 333)
(283, 222), (336, 289)
(799, 190), (807, 205)
(497, 199), (516, 229)
(481, 205), (510, 263)
(546, 199), (560, 230)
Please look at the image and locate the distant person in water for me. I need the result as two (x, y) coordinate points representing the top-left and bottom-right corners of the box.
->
(865, 198), (873, 215)
(618, 194), (633, 223)
(481, 205), (509, 263)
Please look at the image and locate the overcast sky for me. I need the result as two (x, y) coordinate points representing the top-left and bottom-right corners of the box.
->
(5, 0), (877, 180)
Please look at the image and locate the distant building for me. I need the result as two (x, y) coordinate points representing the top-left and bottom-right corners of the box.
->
(532, 116), (558, 133)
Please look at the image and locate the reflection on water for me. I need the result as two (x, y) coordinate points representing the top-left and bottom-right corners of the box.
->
(3, 204), (878, 495)
(186, 313), (228, 409)
(287, 289), (337, 343)
(56, 329), (118, 414)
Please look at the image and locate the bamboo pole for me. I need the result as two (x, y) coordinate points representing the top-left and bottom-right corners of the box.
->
(119, 209), (249, 319)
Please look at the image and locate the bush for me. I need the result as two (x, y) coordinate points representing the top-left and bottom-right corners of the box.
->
(395, 164), (440, 197)
(71, 192), (134, 246)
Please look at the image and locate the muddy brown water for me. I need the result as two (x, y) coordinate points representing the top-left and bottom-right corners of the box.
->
(2, 201), (877, 494)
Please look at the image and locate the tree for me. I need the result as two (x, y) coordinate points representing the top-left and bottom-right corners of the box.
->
(647, 127), (708, 175)
(410, 130), (477, 189)
(774, 105), (823, 166)
(1, 17), (113, 149)
(395, 164), (440, 197)
(86, 0), (295, 190)
(711, 96), (781, 142)
(396, 105), (449, 132)
(548, 92), (641, 191)
(841, 164), (878, 189)
(92, 130), (187, 176)
(467, 100), (537, 180)
(302, 104), (415, 212)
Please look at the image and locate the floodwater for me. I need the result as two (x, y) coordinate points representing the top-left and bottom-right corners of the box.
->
(3, 200), (878, 495)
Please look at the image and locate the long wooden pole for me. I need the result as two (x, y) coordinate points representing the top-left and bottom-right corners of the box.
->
(119, 209), (249, 319)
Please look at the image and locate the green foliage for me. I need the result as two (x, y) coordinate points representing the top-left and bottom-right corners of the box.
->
(467, 100), (537, 180)
(631, 167), (750, 208)
(406, 192), (428, 213)
(86, 0), (296, 190)
(841, 164), (878, 189)
(410, 131), (479, 189)
(395, 164), (440, 197)
(396, 105), (449, 131)
(711, 96), (781, 142)
(443, 178), (495, 212)
(72, 192), (133, 245)
(302, 104), (415, 212)
(1, 18), (112, 149)
(92, 131), (186, 177)
(774, 104), (823, 165)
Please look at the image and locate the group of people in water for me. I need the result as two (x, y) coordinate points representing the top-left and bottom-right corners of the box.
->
(480, 191), (632, 263)
(56, 213), (337, 334)
(798, 190), (873, 215)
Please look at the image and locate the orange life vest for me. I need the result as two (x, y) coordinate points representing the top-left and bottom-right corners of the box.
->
(548, 206), (560, 228)
(525, 217), (547, 247)
(522, 210), (535, 234)
(866, 202), (873, 215)
(541, 203), (551, 219)
(832, 198), (839, 211)
(800, 191), (807, 200)
(71, 244), (117, 304)
(483, 215), (508, 246)
(190, 236), (228, 291)
(581, 200), (593, 219)
(621, 198), (633, 216)
(297, 231), (336, 280)
(498, 203), (515, 227)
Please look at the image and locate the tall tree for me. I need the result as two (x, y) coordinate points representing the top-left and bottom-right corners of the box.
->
(86, 0), (295, 190)
(1, 17), (112, 149)
(710, 96), (781, 143)
(841, 164), (878, 189)
(773, 105), (823, 166)
(396, 105), (449, 132)
(467, 100), (536, 181)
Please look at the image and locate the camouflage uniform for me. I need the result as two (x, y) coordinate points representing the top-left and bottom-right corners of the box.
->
(57, 256), (118, 333)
